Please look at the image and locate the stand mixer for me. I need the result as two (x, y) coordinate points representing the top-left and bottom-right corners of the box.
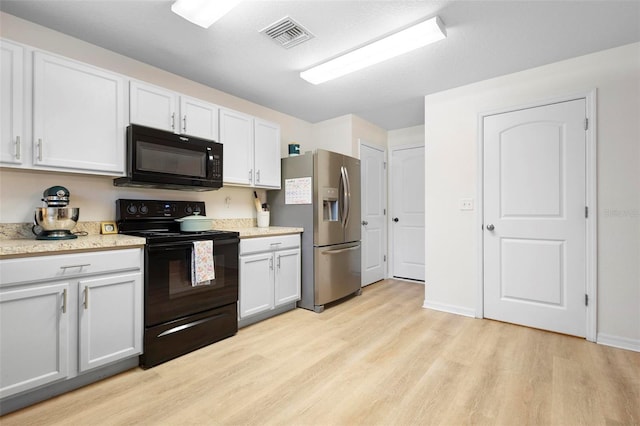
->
(32, 186), (80, 240)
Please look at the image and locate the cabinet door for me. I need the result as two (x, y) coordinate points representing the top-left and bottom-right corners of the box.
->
(180, 96), (219, 140)
(253, 118), (281, 189)
(0, 40), (24, 166)
(78, 272), (142, 372)
(239, 253), (274, 318)
(219, 108), (253, 185)
(0, 282), (70, 399)
(274, 248), (301, 307)
(32, 52), (125, 174)
(130, 80), (178, 132)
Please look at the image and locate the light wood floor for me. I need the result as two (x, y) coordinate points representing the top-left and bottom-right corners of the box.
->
(2, 279), (639, 425)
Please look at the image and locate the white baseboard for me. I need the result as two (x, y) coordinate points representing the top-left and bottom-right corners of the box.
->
(597, 333), (640, 352)
(422, 300), (476, 318)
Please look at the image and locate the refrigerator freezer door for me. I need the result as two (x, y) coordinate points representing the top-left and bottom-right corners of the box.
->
(314, 150), (347, 246)
(313, 241), (361, 307)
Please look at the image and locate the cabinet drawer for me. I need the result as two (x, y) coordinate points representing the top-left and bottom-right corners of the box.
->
(240, 234), (300, 255)
(0, 249), (142, 287)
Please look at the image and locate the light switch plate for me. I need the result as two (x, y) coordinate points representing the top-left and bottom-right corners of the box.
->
(459, 198), (474, 211)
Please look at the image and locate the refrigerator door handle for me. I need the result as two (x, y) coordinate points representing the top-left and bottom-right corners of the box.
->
(321, 246), (360, 255)
(344, 166), (351, 227)
(339, 166), (348, 227)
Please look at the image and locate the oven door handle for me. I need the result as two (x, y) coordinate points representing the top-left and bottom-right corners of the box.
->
(156, 313), (229, 338)
(147, 243), (196, 252)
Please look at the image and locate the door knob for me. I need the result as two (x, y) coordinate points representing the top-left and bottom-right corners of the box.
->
(393, 218), (399, 222)
(486, 224), (495, 231)
(361, 220), (368, 226)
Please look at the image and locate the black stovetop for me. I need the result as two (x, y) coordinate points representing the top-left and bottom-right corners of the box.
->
(116, 199), (238, 244)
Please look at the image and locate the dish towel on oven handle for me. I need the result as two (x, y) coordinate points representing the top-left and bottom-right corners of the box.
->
(192, 240), (215, 286)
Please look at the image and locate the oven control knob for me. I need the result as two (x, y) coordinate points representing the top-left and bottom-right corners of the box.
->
(185, 205), (193, 214)
(127, 204), (137, 215)
(140, 205), (149, 214)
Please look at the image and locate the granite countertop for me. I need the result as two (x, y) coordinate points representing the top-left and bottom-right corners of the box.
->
(0, 234), (146, 258)
(231, 226), (304, 239)
(0, 220), (303, 258)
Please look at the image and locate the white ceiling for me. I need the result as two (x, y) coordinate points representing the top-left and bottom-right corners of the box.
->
(1, 1), (639, 130)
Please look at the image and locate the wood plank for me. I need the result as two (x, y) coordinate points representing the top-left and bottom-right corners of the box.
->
(2, 279), (638, 425)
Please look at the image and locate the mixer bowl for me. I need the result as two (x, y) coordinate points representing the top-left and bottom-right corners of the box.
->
(35, 207), (79, 231)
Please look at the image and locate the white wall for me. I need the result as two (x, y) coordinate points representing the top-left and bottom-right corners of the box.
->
(424, 42), (640, 346)
(0, 12), (314, 223)
(388, 125), (425, 147)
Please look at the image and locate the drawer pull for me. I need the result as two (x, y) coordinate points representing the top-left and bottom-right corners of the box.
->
(84, 286), (89, 310)
(270, 242), (282, 246)
(60, 263), (91, 270)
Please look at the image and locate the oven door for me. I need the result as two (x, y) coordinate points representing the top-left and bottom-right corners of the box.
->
(145, 237), (239, 326)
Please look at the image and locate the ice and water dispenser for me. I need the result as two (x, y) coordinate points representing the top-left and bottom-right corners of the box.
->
(322, 187), (339, 221)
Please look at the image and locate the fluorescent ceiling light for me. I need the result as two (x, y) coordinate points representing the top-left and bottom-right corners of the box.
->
(171, 0), (242, 28)
(300, 16), (446, 85)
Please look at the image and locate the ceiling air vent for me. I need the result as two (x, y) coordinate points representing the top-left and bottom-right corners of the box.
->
(260, 16), (314, 49)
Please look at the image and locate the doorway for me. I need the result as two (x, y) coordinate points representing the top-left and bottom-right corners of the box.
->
(360, 141), (387, 286)
(390, 144), (425, 282)
(481, 95), (596, 339)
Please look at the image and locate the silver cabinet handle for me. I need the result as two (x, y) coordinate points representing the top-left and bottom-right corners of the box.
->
(62, 288), (67, 314)
(486, 224), (495, 231)
(277, 255), (281, 269)
(171, 113), (175, 130)
(361, 220), (368, 226)
(37, 138), (43, 161)
(84, 286), (89, 310)
(14, 136), (21, 160)
(270, 242), (282, 247)
(182, 115), (187, 133)
(60, 263), (91, 270)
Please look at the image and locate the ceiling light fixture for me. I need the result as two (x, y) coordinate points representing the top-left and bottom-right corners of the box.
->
(171, 0), (242, 28)
(300, 16), (446, 85)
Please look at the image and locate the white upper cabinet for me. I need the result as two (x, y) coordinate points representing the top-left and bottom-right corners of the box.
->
(219, 107), (254, 185)
(129, 80), (178, 132)
(180, 96), (219, 140)
(130, 81), (219, 140)
(220, 108), (281, 189)
(0, 40), (25, 166)
(253, 118), (281, 188)
(33, 51), (125, 175)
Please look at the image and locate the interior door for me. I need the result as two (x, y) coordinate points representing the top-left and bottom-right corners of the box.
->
(483, 99), (587, 337)
(360, 143), (386, 286)
(391, 146), (425, 281)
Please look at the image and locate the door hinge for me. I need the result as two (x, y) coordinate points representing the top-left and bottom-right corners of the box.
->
(383, 255), (387, 262)
(383, 209), (386, 215)
(585, 206), (589, 218)
(585, 294), (589, 306)
(383, 162), (387, 169)
(584, 118), (589, 130)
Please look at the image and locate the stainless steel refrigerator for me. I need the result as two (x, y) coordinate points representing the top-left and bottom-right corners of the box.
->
(267, 149), (361, 312)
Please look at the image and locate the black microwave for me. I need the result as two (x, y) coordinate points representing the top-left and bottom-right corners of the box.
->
(114, 124), (223, 191)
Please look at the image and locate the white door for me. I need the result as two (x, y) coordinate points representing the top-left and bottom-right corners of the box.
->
(483, 99), (586, 337)
(78, 272), (142, 372)
(239, 252), (274, 318)
(360, 142), (386, 286)
(391, 145), (425, 281)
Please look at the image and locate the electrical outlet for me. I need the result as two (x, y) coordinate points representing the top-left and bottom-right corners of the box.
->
(459, 198), (474, 211)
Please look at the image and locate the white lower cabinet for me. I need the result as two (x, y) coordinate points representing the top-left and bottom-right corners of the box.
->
(0, 249), (143, 400)
(239, 234), (301, 323)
